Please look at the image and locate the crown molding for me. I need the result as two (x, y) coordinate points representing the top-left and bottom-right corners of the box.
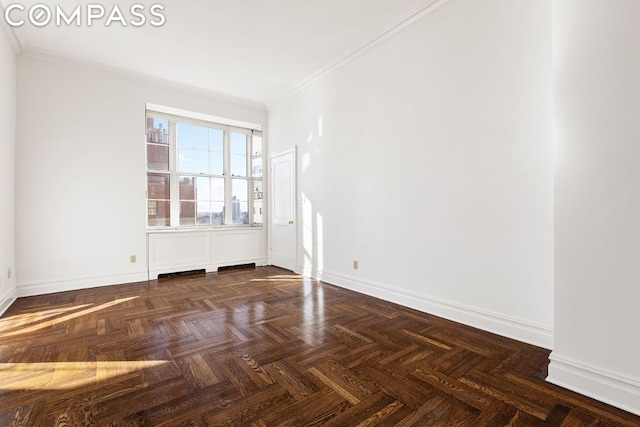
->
(20, 46), (267, 111)
(0, 1), (25, 53)
(7, 0), (453, 111)
(268, 0), (453, 109)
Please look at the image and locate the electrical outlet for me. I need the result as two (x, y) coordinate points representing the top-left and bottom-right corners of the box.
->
(130, 255), (137, 264)
(7, 268), (11, 279)
(353, 260), (359, 270)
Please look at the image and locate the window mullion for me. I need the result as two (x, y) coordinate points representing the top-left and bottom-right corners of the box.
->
(169, 120), (179, 227)
(224, 130), (232, 225)
(248, 133), (253, 225)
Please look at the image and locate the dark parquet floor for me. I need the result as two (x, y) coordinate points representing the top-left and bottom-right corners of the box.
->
(1, 266), (639, 426)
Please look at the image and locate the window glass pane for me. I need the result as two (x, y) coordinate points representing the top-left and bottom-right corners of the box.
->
(210, 129), (223, 151)
(146, 118), (169, 144)
(212, 178), (224, 201)
(212, 202), (225, 225)
(232, 179), (249, 224)
(230, 133), (247, 176)
(179, 176), (195, 200)
(180, 124), (223, 175)
(252, 135), (263, 178)
(148, 200), (169, 226)
(179, 148), (194, 173)
(147, 173), (170, 199)
(209, 152), (223, 176)
(231, 155), (247, 177)
(194, 126), (208, 150)
(147, 144), (169, 171)
(253, 180), (263, 200)
(231, 133), (247, 155)
(180, 201), (195, 226)
(194, 150), (209, 174)
(196, 202), (211, 225)
(253, 180), (263, 225)
(210, 179), (225, 225)
(178, 123), (194, 148)
(232, 178), (248, 201)
(196, 177), (211, 202)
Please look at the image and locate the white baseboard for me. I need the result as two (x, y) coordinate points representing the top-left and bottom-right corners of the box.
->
(297, 266), (553, 349)
(548, 354), (640, 417)
(0, 287), (17, 316)
(17, 271), (150, 298)
(17, 258), (270, 297)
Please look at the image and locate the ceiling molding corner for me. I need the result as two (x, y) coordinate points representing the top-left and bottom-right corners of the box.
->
(20, 47), (268, 111)
(267, 0), (453, 110)
(0, 2), (25, 53)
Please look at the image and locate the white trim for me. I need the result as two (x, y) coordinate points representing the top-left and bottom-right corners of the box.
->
(268, 0), (453, 108)
(20, 47), (266, 111)
(0, 288), (17, 316)
(146, 225), (264, 234)
(297, 266), (553, 349)
(548, 354), (640, 417)
(146, 104), (263, 132)
(17, 271), (149, 298)
(0, 1), (24, 53)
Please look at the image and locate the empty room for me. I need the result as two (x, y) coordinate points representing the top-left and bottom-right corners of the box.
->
(1, 0), (639, 425)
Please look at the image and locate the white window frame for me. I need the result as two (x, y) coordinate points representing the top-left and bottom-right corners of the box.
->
(146, 111), (263, 229)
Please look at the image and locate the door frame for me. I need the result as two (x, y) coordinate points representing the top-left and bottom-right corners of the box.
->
(268, 147), (297, 271)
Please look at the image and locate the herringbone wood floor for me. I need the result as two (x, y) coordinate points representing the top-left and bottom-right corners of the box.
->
(1, 267), (638, 426)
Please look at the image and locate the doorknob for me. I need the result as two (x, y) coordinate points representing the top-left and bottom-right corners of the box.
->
(288, 220), (294, 225)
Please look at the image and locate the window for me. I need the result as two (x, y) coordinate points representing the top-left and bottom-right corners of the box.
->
(146, 117), (170, 227)
(146, 112), (263, 228)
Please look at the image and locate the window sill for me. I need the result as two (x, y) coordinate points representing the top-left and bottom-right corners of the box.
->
(147, 225), (263, 234)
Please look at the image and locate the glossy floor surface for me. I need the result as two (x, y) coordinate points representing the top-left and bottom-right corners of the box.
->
(1, 267), (638, 426)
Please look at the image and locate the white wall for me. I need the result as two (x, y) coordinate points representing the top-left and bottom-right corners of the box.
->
(16, 53), (267, 296)
(0, 25), (17, 315)
(549, 0), (640, 415)
(269, 0), (554, 348)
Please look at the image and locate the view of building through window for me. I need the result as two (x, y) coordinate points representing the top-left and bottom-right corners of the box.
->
(146, 113), (263, 228)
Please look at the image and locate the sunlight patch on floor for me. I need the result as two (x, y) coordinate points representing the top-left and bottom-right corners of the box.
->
(0, 360), (168, 391)
(0, 304), (92, 327)
(0, 297), (140, 338)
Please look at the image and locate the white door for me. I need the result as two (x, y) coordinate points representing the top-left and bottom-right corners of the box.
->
(270, 148), (296, 271)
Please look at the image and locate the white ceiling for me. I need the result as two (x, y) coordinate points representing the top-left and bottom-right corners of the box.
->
(2, 0), (435, 105)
